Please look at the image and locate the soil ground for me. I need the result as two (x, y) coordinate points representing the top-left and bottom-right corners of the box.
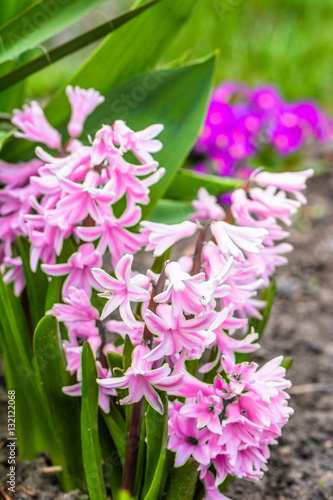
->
(0, 172), (332, 500)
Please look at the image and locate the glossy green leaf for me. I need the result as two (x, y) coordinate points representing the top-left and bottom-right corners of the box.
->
(17, 236), (48, 328)
(166, 169), (242, 201)
(164, 458), (198, 500)
(2, 331), (43, 459)
(0, 1), (159, 91)
(142, 393), (168, 500)
(42, 0), (200, 130)
(81, 342), (107, 500)
(101, 408), (126, 467)
(148, 199), (193, 224)
(34, 315), (85, 491)
(83, 55), (216, 218)
(0, 274), (57, 459)
(0, 0), (107, 65)
(99, 412), (123, 500)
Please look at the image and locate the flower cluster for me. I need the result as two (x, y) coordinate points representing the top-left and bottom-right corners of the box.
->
(0, 85), (164, 296)
(1, 84), (313, 499)
(48, 164), (312, 498)
(194, 83), (332, 179)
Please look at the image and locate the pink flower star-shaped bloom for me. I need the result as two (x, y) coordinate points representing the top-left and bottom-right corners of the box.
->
(65, 85), (105, 138)
(252, 168), (314, 204)
(191, 188), (226, 222)
(12, 101), (61, 149)
(91, 125), (120, 165)
(201, 471), (232, 500)
(50, 287), (99, 340)
(76, 203), (143, 265)
(113, 120), (164, 163)
(47, 171), (114, 228)
(168, 411), (212, 466)
(97, 345), (184, 413)
(211, 220), (268, 258)
(42, 243), (102, 298)
(143, 304), (216, 362)
(180, 391), (223, 434)
(141, 220), (198, 256)
(154, 261), (207, 317)
(2, 256), (26, 296)
(91, 254), (150, 324)
(0, 159), (42, 188)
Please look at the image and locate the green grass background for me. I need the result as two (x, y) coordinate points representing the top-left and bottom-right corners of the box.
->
(2, 0), (333, 113)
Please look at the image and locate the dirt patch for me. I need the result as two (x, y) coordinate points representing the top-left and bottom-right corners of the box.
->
(0, 173), (333, 499)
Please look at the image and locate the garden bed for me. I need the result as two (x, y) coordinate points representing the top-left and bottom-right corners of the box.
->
(0, 170), (332, 500)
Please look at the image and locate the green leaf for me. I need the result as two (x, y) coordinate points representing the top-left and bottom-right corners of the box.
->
(34, 316), (85, 491)
(142, 393), (169, 500)
(101, 407), (126, 467)
(236, 281), (277, 364)
(0, 274), (58, 460)
(0, 0), (108, 65)
(41, 0), (201, 130)
(249, 280), (276, 339)
(0, 129), (14, 150)
(164, 458), (198, 500)
(281, 357), (293, 371)
(83, 55), (216, 218)
(17, 236), (48, 329)
(123, 335), (134, 371)
(151, 247), (172, 274)
(98, 412), (123, 500)
(148, 199), (193, 224)
(0, 1), (160, 91)
(106, 350), (123, 373)
(166, 169), (242, 201)
(81, 343), (107, 500)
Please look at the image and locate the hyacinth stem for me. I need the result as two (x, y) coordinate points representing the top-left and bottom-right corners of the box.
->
(121, 399), (145, 494)
(190, 223), (211, 276)
(122, 265), (167, 495)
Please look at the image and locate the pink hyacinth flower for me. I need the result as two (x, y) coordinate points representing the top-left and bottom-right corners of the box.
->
(0, 159), (42, 188)
(76, 203), (143, 265)
(12, 101), (61, 149)
(211, 220), (268, 258)
(50, 287), (99, 340)
(253, 168), (314, 204)
(180, 391), (223, 434)
(201, 471), (232, 500)
(143, 304), (216, 361)
(2, 256), (26, 296)
(113, 120), (164, 163)
(97, 345), (184, 413)
(191, 188), (226, 221)
(66, 85), (105, 138)
(168, 411), (212, 466)
(91, 254), (150, 325)
(141, 220), (198, 256)
(154, 261), (207, 317)
(42, 243), (102, 298)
